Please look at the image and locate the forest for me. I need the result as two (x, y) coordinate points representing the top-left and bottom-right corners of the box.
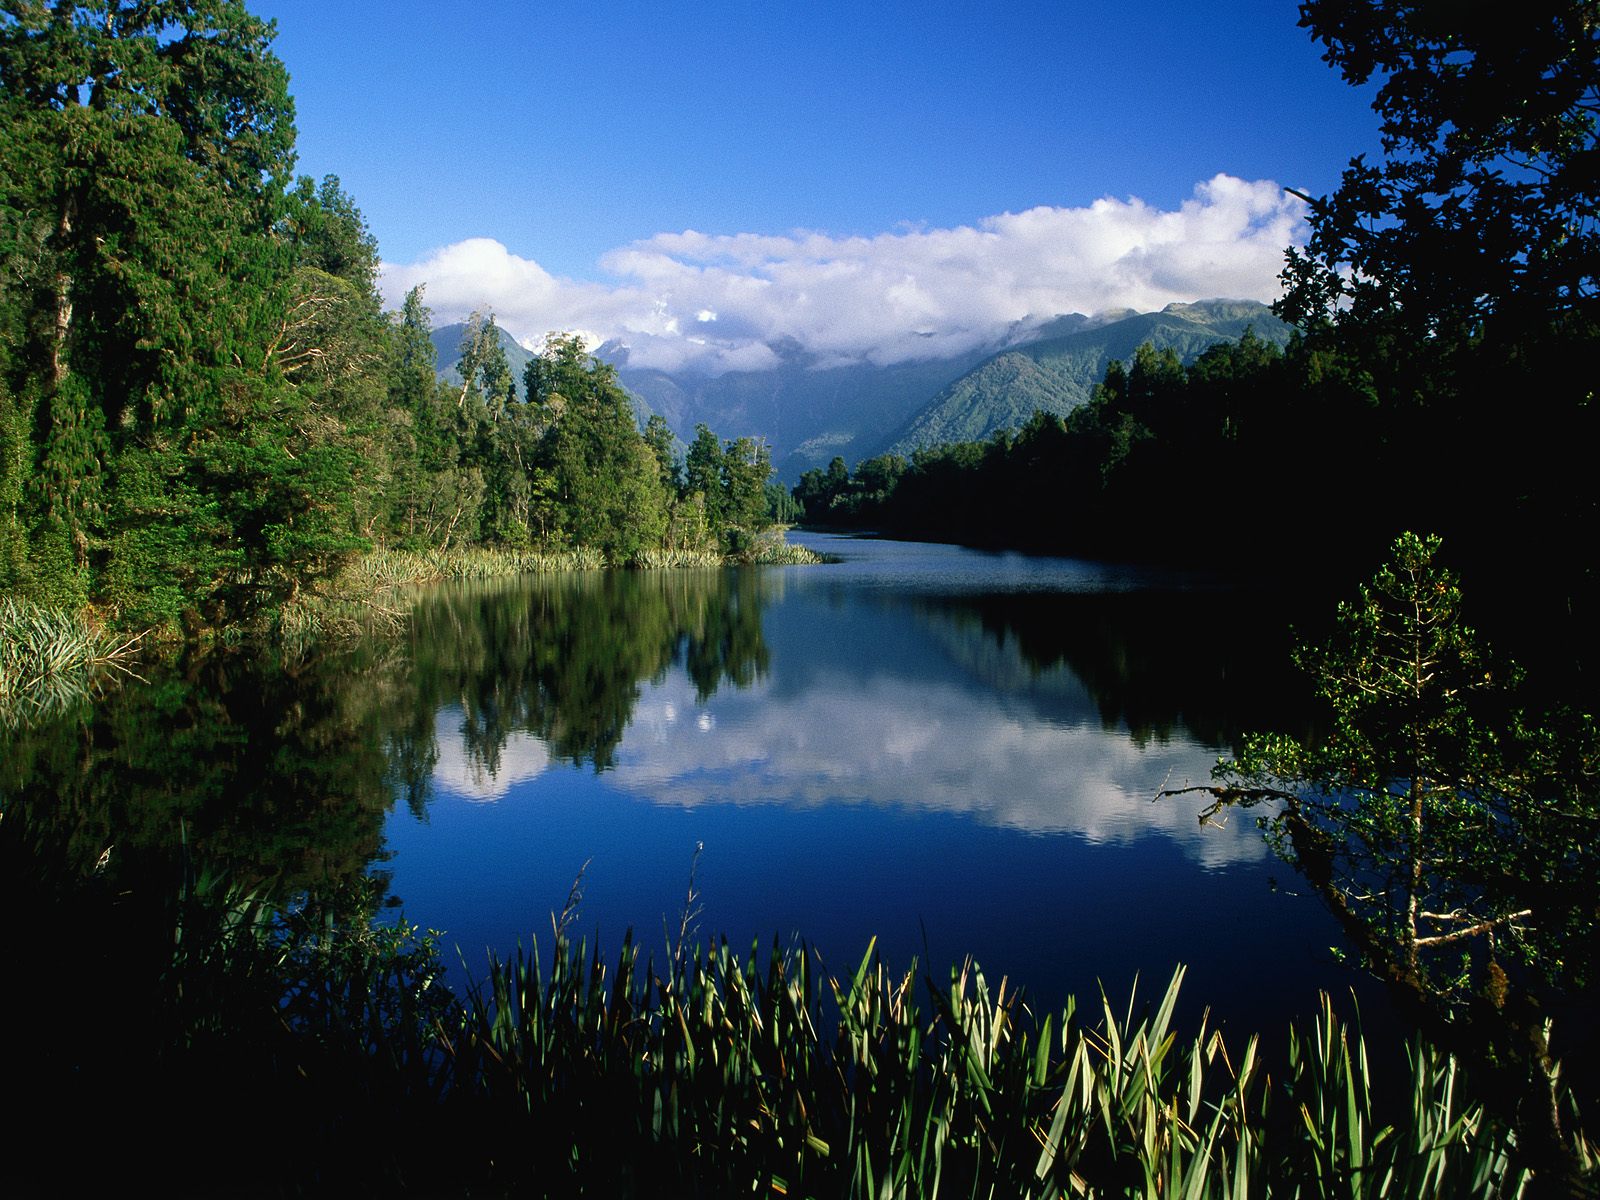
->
(0, 3), (797, 642)
(797, 313), (1599, 684)
(4, 0), (1600, 1194)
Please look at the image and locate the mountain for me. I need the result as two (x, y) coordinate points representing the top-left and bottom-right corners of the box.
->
(433, 300), (1290, 480)
(876, 300), (1293, 459)
(431, 322), (536, 399)
(606, 341), (993, 482)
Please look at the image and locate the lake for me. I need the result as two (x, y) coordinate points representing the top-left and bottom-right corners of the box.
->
(2, 532), (1382, 1045)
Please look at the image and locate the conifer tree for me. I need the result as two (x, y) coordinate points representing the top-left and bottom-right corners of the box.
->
(0, 1), (366, 625)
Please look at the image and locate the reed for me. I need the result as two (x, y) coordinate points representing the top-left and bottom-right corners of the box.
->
(434, 933), (1551, 1197)
(273, 546), (612, 639)
(276, 537), (826, 642)
(14, 835), (1585, 1197)
(628, 546), (727, 569)
(737, 538), (828, 565)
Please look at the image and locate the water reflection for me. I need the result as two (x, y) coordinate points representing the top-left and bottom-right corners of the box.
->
(610, 668), (1255, 866)
(380, 542), (1340, 1035)
(1, 540), (1310, 894)
(1, 643), (406, 894)
(405, 569), (769, 774)
(405, 539), (1309, 871)
(2, 538), (1341, 1039)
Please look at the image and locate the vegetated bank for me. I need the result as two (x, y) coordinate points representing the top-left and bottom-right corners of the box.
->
(0, 10), (812, 663)
(0, 785), (1575, 1197)
(791, 319), (1598, 689)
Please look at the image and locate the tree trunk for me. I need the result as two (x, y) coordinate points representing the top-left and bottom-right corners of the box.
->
(51, 193), (76, 389)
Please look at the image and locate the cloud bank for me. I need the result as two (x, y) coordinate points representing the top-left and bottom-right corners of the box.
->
(381, 174), (1305, 375)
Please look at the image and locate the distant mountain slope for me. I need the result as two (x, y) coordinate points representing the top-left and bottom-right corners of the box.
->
(878, 300), (1292, 458)
(431, 322), (536, 399)
(431, 301), (1290, 478)
(607, 342), (992, 481)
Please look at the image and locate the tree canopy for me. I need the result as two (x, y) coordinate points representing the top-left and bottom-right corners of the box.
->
(1166, 534), (1599, 1185)
(1280, 0), (1600, 335)
(0, 4), (786, 632)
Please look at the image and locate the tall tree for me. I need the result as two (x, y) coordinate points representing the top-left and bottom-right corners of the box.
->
(683, 424), (726, 531)
(1276, 0), (1600, 678)
(1169, 534), (1599, 1188)
(0, 0), (371, 625)
(525, 334), (665, 560)
(719, 435), (772, 552)
(1279, 0), (1600, 335)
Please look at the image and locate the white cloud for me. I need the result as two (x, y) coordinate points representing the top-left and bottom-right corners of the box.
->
(609, 669), (1266, 871)
(430, 707), (551, 803)
(380, 175), (1305, 375)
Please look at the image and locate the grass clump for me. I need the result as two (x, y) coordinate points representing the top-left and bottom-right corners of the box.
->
(24, 863), (1574, 1196)
(0, 596), (140, 723)
(629, 546), (728, 569)
(272, 546), (610, 640)
(728, 529), (830, 565)
(433, 936), (1557, 1198)
(276, 537), (827, 642)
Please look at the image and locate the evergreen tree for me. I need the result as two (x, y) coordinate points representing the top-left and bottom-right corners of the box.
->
(0, 1), (366, 626)
(683, 424), (726, 534)
(1174, 534), (1600, 1187)
(525, 334), (666, 560)
(643, 413), (679, 493)
(719, 436), (771, 553)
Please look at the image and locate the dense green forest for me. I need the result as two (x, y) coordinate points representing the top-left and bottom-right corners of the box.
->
(799, 314), (1599, 679)
(797, 0), (1600, 683)
(0, 3), (792, 639)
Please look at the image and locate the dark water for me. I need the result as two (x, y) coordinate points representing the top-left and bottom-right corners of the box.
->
(3, 533), (1386, 1044)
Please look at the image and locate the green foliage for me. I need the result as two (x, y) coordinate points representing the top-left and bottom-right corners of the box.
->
(1178, 534), (1599, 1186)
(1279, 0), (1599, 334)
(1209, 535), (1599, 1001)
(643, 412), (679, 492)
(1, 0), (807, 627)
(524, 333), (669, 560)
(1271, 0), (1600, 677)
(683, 422), (726, 530)
(0, 0), (385, 630)
(0, 594), (136, 725)
(885, 300), (1294, 457)
(799, 333), (1309, 560)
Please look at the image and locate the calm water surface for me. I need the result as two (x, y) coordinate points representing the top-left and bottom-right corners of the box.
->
(5, 533), (1382, 1042)
(383, 533), (1373, 1038)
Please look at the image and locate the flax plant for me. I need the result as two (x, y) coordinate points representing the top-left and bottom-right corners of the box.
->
(429, 929), (1545, 1198)
(0, 596), (141, 724)
(10, 804), (1571, 1195)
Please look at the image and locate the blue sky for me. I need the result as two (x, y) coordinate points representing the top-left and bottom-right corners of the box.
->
(257, 0), (1383, 368)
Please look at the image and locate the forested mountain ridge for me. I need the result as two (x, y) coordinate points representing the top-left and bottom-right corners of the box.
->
(444, 300), (1287, 483)
(879, 299), (1292, 457)
(605, 343), (994, 482)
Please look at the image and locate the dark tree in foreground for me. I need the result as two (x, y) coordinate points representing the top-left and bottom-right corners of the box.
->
(1168, 534), (1599, 1192)
(1282, 0), (1600, 678)
(1280, 0), (1600, 334)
